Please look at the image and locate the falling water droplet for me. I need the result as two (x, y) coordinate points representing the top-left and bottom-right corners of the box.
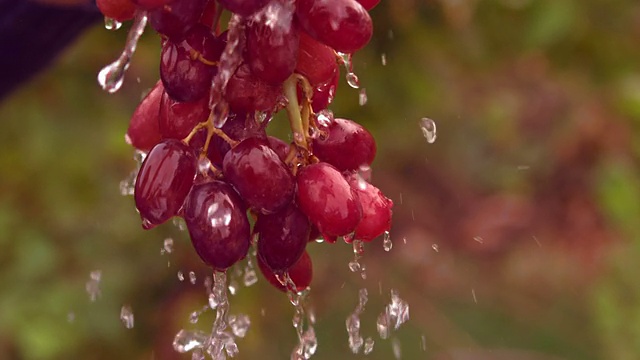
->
(104, 17), (122, 30)
(346, 288), (368, 354)
(229, 314), (251, 338)
(97, 12), (147, 93)
(86, 270), (102, 302)
(346, 72), (360, 89)
(189, 271), (197, 284)
(243, 260), (258, 287)
(161, 238), (174, 254)
(120, 305), (134, 329)
(420, 118), (437, 143)
(377, 289), (409, 340)
(383, 231), (393, 252)
(432, 244), (439, 252)
(173, 330), (209, 353)
(359, 88), (368, 106)
(392, 337), (402, 359)
(364, 337), (375, 354)
(381, 53), (387, 66)
(177, 271), (185, 282)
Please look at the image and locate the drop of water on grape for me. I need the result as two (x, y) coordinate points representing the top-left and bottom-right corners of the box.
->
(177, 271), (185, 282)
(86, 270), (102, 302)
(383, 231), (393, 251)
(420, 118), (437, 143)
(120, 305), (134, 329)
(359, 88), (367, 106)
(104, 17), (122, 30)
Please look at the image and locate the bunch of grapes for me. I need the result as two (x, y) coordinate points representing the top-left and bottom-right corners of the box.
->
(98, 0), (392, 293)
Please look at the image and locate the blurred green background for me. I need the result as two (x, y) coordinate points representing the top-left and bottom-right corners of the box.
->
(2, 0), (640, 359)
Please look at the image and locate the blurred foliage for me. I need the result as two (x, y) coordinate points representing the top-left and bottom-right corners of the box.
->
(2, 0), (640, 359)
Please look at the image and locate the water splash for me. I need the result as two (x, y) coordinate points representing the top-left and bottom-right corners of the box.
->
(209, 15), (245, 128)
(229, 314), (251, 338)
(346, 288), (368, 354)
(173, 330), (210, 353)
(120, 305), (134, 329)
(288, 287), (317, 360)
(243, 258), (258, 287)
(104, 17), (122, 31)
(97, 12), (148, 93)
(364, 337), (375, 354)
(419, 118), (437, 144)
(383, 231), (393, 252)
(348, 240), (367, 279)
(376, 289), (409, 340)
(86, 270), (102, 302)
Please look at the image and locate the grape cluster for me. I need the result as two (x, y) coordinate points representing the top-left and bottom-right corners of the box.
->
(98, 0), (391, 293)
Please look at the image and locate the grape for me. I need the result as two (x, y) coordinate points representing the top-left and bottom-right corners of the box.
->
(346, 174), (393, 242)
(223, 137), (294, 214)
(207, 113), (265, 167)
(257, 251), (313, 292)
(96, 0), (136, 22)
(295, 32), (338, 86)
(131, 0), (172, 10)
(312, 117), (376, 171)
(245, 1), (299, 84)
(217, 0), (269, 16)
(296, 162), (362, 237)
(296, 0), (373, 53)
(183, 180), (251, 271)
(134, 139), (197, 229)
(160, 25), (223, 102)
(356, 0), (380, 10)
(309, 69), (338, 112)
(256, 203), (310, 271)
(159, 91), (209, 140)
(148, 0), (208, 40)
(267, 135), (290, 162)
(225, 63), (283, 113)
(126, 81), (163, 152)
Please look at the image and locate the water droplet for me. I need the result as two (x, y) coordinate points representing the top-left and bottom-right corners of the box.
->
(161, 238), (174, 254)
(189, 271), (197, 284)
(177, 271), (185, 282)
(189, 310), (200, 324)
(381, 53), (387, 66)
(97, 12), (147, 93)
(104, 17), (122, 30)
(359, 88), (367, 106)
(228, 279), (239, 295)
(243, 262), (258, 287)
(120, 305), (134, 329)
(348, 260), (361, 273)
(383, 231), (393, 252)
(346, 288), (368, 354)
(173, 217), (187, 231)
(346, 72), (360, 89)
(432, 244), (439, 252)
(421, 335), (427, 351)
(173, 330), (209, 353)
(364, 337), (375, 355)
(473, 236), (483, 244)
(191, 349), (205, 360)
(86, 270), (102, 302)
(420, 118), (437, 143)
(392, 337), (402, 359)
(229, 314), (251, 338)
(357, 164), (372, 184)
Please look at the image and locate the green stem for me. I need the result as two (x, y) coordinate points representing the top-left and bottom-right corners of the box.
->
(283, 75), (308, 149)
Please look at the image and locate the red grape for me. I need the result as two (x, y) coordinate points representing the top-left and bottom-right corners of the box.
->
(356, 0), (380, 10)
(296, 0), (373, 53)
(225, 63), (283, 113)
(312, 117), (376, 171)
(346, 174), (393, 242)
(223, 137), (294, 214)
(257, 251), (313, 292)
(148, 0), (207, 40)
(245, 1), (299, 84)
(295, 31), (338, 86)
(183, 180), (251, 270)
(159, 91), (209, 140)
(96, 0), (136, 22)
(131, 0), (172, 10)
(256, 203), (310, 271)
(134, 139), (197, 229)
(126, 81), (163, 152)
(296, 162), (362, 237)
(217, 0), (269, 16)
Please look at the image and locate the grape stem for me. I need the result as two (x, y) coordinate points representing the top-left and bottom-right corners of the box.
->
(283, 75), (308, 150)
